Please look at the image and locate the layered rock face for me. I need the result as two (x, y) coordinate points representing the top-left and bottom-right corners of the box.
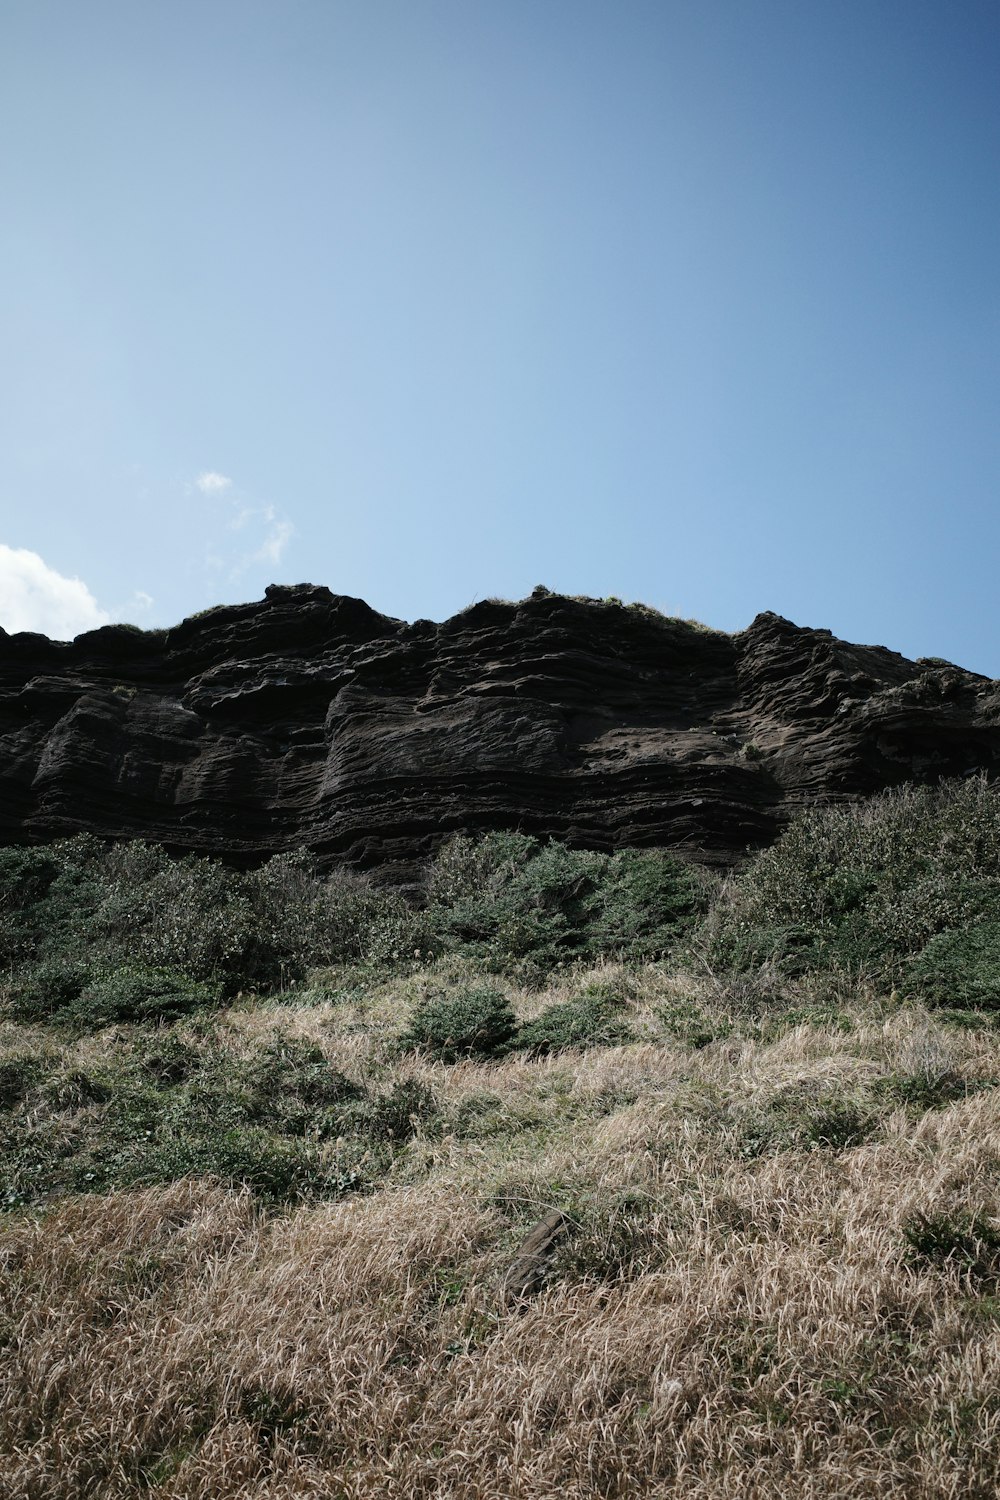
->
(2, 585), (998, 877)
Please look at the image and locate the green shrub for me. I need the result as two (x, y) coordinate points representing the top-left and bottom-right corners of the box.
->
(6, 958), (93, 1021)
(0, 835), (437, 1016)
(71, 1112), (339, 1205)
(904, 1210), (1000, 1281)
(313, 871), (428, 968)
(580, 849), (711, 959)
(700, 778), (1000, 982)
(0, 847), (60, 910)
(427, 833), (708, 972)
(68, 966), (219, 1027)
(89, 845), (258, 992)
(0, 1020), (441, 1209)
(425, 831), (530, 911)
(512, 985), (633, 1055)
(84, 1050), (368, 1203)
(907, 923), (1000, 1010)
(78, 842), (426, 991)
(0, 1054), (46, 1110)
(235, 1038), (361, 1133)
(240, 856), (424, 978)
(361, 1079), (439, 1141)
(427, 834), (598, 970)
(399, 985), (517, 1061)
(0, 840), (104, 965)
(1, 1114), (81, 1209)
(0, 831), (710, 1000)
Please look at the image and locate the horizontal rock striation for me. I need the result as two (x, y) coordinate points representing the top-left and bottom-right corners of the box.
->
(2, 585), (999, 877)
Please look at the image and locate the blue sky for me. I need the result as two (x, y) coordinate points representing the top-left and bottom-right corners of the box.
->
(1, 0), (998, 670)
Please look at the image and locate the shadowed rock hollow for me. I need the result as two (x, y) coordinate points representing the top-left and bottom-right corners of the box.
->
(2, 584), (998, 878)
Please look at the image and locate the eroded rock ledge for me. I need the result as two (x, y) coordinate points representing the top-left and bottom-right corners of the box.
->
(2, 585), (998, 878)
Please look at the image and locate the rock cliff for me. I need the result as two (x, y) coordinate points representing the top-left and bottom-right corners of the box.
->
(2, 584), (998, 878)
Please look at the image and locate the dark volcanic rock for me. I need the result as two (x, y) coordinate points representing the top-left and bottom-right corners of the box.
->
(1, 585), (998, 877)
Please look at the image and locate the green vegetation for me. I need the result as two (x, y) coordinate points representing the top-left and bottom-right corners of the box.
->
(908, 922), (1000, 1009)
(107, 623), (168, 642)
(427, 832), (710, 975)
(0, 833), (710, 1023)
(0, 1021), (440, 1210)
(0, 839), (423, 1006)
(399, 984), (517, 1061)
(512, 977), (634, 1055)
(4, 778), (1000, 1495)
(396, 974), (635, 1061)
(699, 775), (1000, 996)
(8, 961), (219, 1026)
(904, 1209), (1000, 1282)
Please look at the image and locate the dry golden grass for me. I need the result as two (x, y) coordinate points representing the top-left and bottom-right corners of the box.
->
(3, 967), (1000, 1497)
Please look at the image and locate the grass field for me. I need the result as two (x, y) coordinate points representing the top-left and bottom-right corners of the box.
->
(4, 959), (1000, 1497)
(5, 783), (1000, 1496)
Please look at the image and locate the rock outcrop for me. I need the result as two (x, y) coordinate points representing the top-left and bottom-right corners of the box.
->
(2, 584), (998, 878)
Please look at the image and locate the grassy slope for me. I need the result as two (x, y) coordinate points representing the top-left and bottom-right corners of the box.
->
(4, 961), (1000, 1498)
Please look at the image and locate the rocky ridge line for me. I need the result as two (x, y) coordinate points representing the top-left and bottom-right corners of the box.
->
(2, 585), (998, 878)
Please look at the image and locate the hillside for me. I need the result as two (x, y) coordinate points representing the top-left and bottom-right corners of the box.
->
(6, 598), (1000, 1497)
(4, 772), (1000, 1493)
(3, 585), (998, 876)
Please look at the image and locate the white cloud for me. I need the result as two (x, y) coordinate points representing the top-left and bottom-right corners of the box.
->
(195, 470), (232, 494)
(0, 545), (110, 640)
(186, 470), (296, 579)
(251, 519), (294, 566)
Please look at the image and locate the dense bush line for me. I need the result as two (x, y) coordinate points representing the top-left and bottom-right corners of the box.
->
(700, 775), (1000, 1003)
(427, 832), (710, 971)
(5, 775), (1000, 1031)
(0, 833), (710, 1026)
